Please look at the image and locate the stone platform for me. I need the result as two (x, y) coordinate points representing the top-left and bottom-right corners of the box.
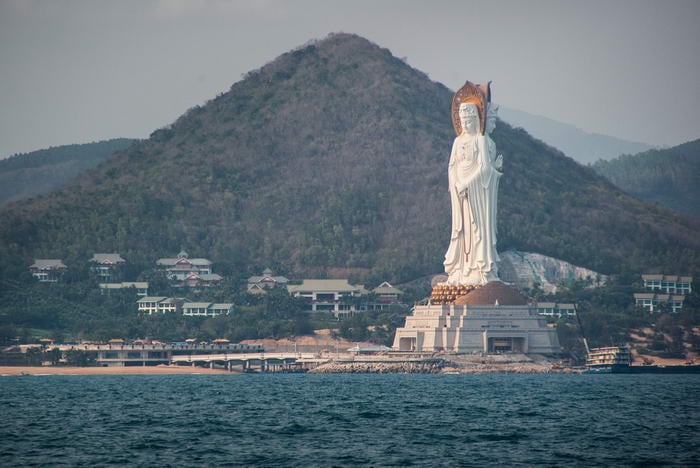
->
(392, 281), (561, 355)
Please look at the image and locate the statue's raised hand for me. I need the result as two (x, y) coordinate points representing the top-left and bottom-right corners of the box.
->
(495, 154), (503, 172)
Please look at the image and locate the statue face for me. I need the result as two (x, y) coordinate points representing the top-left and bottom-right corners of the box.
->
(459, 103), (479, 135)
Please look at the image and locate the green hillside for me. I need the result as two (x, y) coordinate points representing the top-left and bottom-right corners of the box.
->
(0, 33), (698, 284)
(0, 139), (138, 207)
(591, 139), (700, 219)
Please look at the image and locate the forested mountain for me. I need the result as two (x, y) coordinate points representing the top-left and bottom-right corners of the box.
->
(591, 139), (700, 219)
(0, 139), (137, 207)
(498, 107), (653, 164)
(0, 33), (698, 284)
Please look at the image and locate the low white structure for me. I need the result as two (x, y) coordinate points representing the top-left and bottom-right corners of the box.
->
(634, 293), (685, 313)
(182, 302), (233, 317)
(642, 274), (692, 295)
(137, 296), (185, 314)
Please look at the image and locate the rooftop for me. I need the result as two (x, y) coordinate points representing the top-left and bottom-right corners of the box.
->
(287, 279), (367, 294)
(90, 253), (125, 264)
(31, 259), (67, 269)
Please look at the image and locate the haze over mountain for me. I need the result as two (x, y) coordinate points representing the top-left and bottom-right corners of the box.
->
(498, 107), (654, 164)
(592, 139), (700, 219)
(0, 33), (697, 282)
(0, 139), (137, 207)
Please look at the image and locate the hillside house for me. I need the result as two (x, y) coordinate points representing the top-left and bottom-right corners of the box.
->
(635, 274), (692, 313)
(642, 274), (692, 295)
(247, 268), (289, 293)
(287, 279), (368, 317)
(30, 259), (67, 283)
(368, 281), (405, 311)
(182, 272), (223, 288)
(156, 250), (214, 286)
(182, 302), (233, 317)
(634, 293), (685, 313)
(89, 253), (125, 281)
(137, 296), (187, 315)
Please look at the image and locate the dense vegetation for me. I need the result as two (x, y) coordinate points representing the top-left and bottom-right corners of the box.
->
(591, 139), (700, 219)
(0, 33), (698, 351)
(0, 139), (137, 207)
(0, 279), (313, 345)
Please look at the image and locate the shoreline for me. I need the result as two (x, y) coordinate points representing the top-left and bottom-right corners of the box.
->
(0, 365), (237, 376)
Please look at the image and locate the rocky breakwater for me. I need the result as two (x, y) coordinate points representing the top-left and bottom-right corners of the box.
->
(309, 359), (447, 374)
(308, 354), (580, 374)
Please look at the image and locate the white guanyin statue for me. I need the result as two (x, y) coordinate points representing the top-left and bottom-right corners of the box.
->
(443, 81), (503, 286)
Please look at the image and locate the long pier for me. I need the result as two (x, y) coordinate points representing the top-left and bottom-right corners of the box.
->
(170, 352), (328, 371)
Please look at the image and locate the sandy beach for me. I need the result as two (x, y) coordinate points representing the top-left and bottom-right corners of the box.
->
(0, 365), (237, 376)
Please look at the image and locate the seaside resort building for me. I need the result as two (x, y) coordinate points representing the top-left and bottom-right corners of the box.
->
(156, 250), (220, 287)
(30, 259), (68, 283)
(53, 342), (263, 367)
(634, 274), (692, 313)
(287, 279), (368, 317)
(136, 297), (232, 317)
(368, 282), (405, 311)
(247, 268), (289, 294)
(182, 302), (233, 317)
(137, 297), (187, 315)
(89, 253), (125, 281)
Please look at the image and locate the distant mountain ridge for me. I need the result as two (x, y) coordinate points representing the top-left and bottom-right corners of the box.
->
(591, 138), (700, 219)
(0, 33), (697, 283)
(0, 139), (137, 207)
(499, 107), (654, 164)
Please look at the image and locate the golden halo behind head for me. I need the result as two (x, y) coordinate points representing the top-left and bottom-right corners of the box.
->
(451, 81), (491, 136)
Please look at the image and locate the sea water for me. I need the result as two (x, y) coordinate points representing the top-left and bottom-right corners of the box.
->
(1, 374), (698, 466)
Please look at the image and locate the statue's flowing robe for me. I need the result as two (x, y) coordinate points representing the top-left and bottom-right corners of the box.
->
(443, 134), (501, 285)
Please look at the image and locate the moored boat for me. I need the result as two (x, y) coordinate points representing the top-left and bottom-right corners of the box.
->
(585, 346), (631, 373)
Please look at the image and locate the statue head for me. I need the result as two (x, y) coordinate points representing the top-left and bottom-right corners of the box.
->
(459, 102), (480, 135)
(486, 103), (499, 134)
(451, 80), (490, 136)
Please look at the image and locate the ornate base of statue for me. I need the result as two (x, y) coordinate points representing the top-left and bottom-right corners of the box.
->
(430, 284), (477, 305)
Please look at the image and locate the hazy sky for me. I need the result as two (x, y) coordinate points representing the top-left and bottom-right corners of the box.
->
(1, 0), (698, 157)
